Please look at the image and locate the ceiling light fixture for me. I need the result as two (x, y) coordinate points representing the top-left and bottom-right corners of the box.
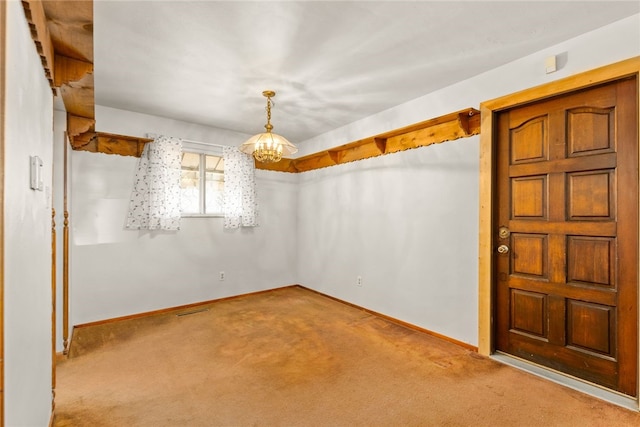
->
(239, 90), (297, 163)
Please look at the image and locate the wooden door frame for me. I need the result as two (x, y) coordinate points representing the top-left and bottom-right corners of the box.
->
(478, 57), (640, 404)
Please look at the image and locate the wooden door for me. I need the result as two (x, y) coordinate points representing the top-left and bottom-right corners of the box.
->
(494, 78), (638, 396)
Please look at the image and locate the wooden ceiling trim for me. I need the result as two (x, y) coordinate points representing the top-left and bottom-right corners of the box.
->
(71, 132), (153, 157)
(54, 54), (93, 87)
(35, 2), (147, 158)
(67, 114), (94, 139)
(385, 117), (469, 154)
(41, 0), (93, 63)
(46, 1), (95, 150)
(294, 151), (337, 172)
(256, 159), (299, 173)
(21, 0), (55, 91)
(28, 0), (97, 149)
(60, 72), (95, 120)
(373, 137), (387, 154)
(256, 107), (480, 173)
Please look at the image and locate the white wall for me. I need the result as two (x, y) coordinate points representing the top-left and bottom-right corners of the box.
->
(63, 14), (640, 347)
(297, 14), (640, 347)
(4, 1), (54, 424)
(298, 140), (479, 342)
(67, 107), (298, 325)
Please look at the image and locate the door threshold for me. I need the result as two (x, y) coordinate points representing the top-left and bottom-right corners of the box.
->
(491, 353), (639, 412)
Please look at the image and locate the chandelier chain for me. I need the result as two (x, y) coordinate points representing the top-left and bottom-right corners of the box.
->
(264, 96), (273, 132)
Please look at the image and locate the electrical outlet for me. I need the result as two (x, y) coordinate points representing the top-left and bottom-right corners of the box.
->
(219, 271), (225, 281)
(357, 275), (362, 287)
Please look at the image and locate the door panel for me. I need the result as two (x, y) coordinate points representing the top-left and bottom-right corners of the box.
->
(495, 78), (638, 396)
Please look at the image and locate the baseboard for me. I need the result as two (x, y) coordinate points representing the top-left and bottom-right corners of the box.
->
(73, 285), (300, 329)
(71, 284), (477, 353)
(297, 285), (478, 352)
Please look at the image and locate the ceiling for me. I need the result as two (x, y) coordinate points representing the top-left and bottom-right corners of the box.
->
(94, 1), (639, 144)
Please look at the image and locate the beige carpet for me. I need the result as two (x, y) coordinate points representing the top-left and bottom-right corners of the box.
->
(54, 286), (640, 426)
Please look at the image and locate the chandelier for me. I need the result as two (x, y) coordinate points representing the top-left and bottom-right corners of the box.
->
(239, 90), (297, 163)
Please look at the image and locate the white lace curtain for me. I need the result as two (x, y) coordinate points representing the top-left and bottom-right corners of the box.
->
(223, 146), (258, 228)
(126, 135), (183, 231)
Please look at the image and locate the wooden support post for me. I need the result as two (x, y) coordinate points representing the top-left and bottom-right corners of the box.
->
(63, 135), (70, 355)
(62, 208), (69, 355)
(51, 208), (56, 411)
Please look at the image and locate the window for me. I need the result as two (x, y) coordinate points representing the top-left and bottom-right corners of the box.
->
(180, 146), (224, 216)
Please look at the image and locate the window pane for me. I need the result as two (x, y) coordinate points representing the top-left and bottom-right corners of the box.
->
(180, 152), (200, 214)
(206, 155), (224, 172)
(205, 155), (224, 214)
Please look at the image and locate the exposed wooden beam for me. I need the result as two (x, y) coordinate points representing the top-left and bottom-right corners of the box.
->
(71, 132), (153, 157)
(21, 0), (55, 91)
(457, 110), (472, 135)
(67, 114), (94, 139)
(255, 159), (298, 173)
(62, 108), (480, 169)
(59, 72), (94, 119)
(295, 151), (337, 172)
(373, 138), (387, 154)
(24, 1), (97, 145)
(41, 0), (93, 63)
(256, 108), (480, 173)
(54, 54), (92, 87)
(40, 0), (95, 140)
(385, 117), (468, 153)
(68, 131), (95, 151)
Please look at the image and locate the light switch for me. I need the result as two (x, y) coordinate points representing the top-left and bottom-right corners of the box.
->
(30, 155), (43, 191)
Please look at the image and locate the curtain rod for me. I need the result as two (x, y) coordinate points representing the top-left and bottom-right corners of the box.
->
(147, 133), (230, 149)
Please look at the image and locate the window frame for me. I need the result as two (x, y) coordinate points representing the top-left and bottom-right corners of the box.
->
(180, 142), (224, 218)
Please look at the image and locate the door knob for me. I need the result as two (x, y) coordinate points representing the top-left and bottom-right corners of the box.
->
(497, 245), (510, 254)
